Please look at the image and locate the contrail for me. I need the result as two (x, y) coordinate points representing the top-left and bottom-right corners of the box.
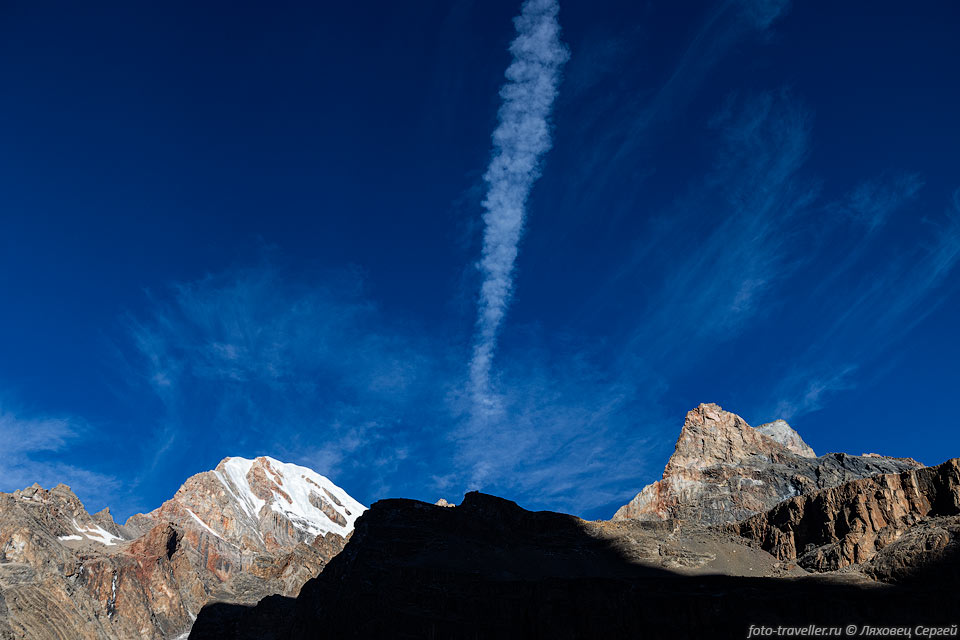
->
(469, 0), (568, 414)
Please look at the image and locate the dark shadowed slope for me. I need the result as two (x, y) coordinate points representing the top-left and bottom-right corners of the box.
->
(190, 486), (960, 640)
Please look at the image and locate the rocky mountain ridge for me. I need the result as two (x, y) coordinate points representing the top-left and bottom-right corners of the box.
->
(187, 403), (958, 639)
(735, 457), (960, 574)
(4, 403), (955, 639)
(613, 403), (922, 523)
(191, 485), (960, 639)
(0, 456), (364, 640)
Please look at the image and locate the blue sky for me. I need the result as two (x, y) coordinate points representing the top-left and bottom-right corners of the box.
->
(2, 0), (959, 521)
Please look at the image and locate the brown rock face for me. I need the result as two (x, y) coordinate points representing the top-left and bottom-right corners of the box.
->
(0, 483), (202, 640)
(735, 458), (960, 572)
(864, 516), (960, 583)
(0, 456), (363, 639)
(613, 403), (922, 524)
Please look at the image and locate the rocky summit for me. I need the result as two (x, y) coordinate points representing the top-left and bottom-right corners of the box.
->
(613, 403), (922, 524)
(0, 456), (364, 640)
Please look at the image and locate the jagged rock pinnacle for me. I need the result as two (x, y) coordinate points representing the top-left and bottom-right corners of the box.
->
(613, 403), (922, 524)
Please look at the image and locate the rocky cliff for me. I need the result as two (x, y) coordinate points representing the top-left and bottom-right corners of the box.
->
(613, 403), (922, 524)
(0, 456), (364, 640)
(735, 457), (960, 572)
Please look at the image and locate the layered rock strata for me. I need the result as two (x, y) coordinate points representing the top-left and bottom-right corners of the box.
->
(735, 458), (960, 572)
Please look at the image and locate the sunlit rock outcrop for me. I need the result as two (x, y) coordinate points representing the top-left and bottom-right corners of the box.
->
(613, 403), (922, 524)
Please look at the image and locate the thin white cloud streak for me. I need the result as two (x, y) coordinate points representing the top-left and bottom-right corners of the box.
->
(772, 365), (858, 421)
(451, 91), (816, 512)
(469, 0), (569, 413)
(456, 87), (958, 513)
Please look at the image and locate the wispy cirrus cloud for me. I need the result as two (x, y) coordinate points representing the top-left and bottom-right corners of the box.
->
(98, 5), (958, 520)
(121, 263), (453, 504)
(607, 90), (959, 432)
(837, 173), (924, 231)
(560, 0), (792, 210)
(562, 83), (959, 446)
(0, 405), (119, 510)
(769, 188), (960, 421)
(119, 259), (677, 517)
(453, 336), (670, 514)
(459, 77), (958, 510)
(469, 0), (569, 415)
(584, 90), (818, 365)
(771, 365), (859, 421)
(114, 86), (960, 520)
(633, 0), (791, 132)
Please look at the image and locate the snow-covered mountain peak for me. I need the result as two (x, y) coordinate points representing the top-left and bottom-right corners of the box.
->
(214, 455), (365, 538)
(147, 455), (366, 553)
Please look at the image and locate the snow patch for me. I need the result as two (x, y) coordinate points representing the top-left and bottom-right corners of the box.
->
(186, 509), (223, 540)
(72, 520), (122, 546)
(57, 535), (83, 542)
